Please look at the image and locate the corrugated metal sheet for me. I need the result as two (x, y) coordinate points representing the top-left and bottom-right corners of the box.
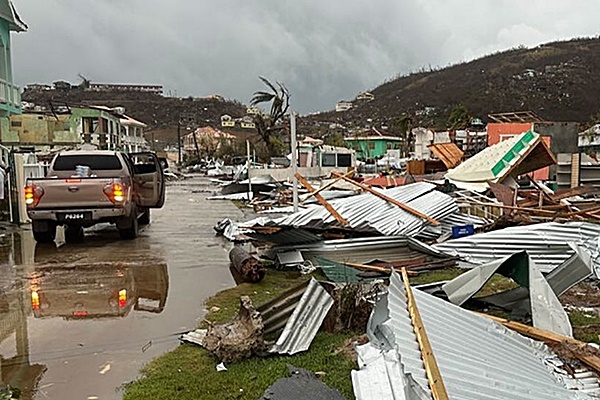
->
(352, 343), (430, 400)
(271, 182), (458, 237)
(268, 278), (334, 355)
(182, 279), (332, 356)
(278, 236), (450, 266)
(442, 251), (572, 336)
(433, 221), (600, 274)
(248, 228), (323, 246)
(364, 271), (595, 400)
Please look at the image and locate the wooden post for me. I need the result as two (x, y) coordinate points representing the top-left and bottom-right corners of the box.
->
(295, 173), (348, 225)
(332, 172), (440, 226)
(479, 313), (600, 373)
(401, 268), (449, 400)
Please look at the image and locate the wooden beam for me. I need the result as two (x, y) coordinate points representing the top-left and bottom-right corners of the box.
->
(402, 268), (449, 400)
(294, 173), (348, 225)
(341, 262), (419, 276)
(479, 314), (600, 373)
(331, 172), (441, 226)
(299, 170), (354, 204)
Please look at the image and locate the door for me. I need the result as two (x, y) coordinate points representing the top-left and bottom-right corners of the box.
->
(128, 152), (165, 208)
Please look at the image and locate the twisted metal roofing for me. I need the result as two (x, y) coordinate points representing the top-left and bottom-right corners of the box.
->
(359, 271), (596, 400)
(272, 182), (458, 237)
(433, 221), (600, 274)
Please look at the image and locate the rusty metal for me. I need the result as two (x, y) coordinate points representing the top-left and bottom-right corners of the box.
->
(229, 246), (265, 283)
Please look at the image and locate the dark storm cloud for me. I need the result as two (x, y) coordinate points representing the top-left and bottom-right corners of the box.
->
(10, 0), (600, 113)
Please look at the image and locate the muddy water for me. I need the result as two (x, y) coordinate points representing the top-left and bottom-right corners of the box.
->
(0, 176), (240, 399)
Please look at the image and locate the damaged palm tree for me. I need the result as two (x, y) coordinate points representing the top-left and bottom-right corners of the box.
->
(250, 77), (290, 160)
(202, 296), (265, 363)
(229, 246), (265, 283)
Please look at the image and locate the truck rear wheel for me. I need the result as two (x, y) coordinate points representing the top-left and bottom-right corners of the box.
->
(32, 220), (56, 244)
(118, 212), (138, 240)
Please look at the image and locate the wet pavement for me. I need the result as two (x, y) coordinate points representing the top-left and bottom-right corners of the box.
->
(0, 176), (241, 399)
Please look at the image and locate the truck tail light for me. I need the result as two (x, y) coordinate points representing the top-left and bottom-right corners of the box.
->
(118, 289), (127, 308)
(25, 185), (44, 207)
(103, 183), (126, 204)
(31, 290), (40, 310)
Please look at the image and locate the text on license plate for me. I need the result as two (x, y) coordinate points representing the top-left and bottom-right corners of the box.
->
(60, 212), (90, 221)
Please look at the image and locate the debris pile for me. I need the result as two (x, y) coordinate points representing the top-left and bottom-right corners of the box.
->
(200, 129), (600, 398)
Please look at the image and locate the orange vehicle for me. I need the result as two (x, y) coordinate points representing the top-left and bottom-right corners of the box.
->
(25, 150), (165, 243)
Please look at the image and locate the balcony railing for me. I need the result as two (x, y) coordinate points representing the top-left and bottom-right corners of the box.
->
(0, 78), (21, 110)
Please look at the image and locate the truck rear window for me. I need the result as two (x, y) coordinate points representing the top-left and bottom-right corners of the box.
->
(53, 155), (123, 171)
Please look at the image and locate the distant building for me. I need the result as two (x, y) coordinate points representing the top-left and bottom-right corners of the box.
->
(220, 114), (235, 127)
(88, 83), (163, 95)
(7, 106), (147, 152)
(246, 107), (260, 115)
(25, 83), (51, 91)
(335, 100), (353, 112)
(240, 116), (255, 129)
(0, 0), (27, 146)
(120, 115), (149, 153)
(411, 128), (451, 160)
(345, 134), (403, 160)
(355, 91), (375, 101)
(183, 126), (235, 154)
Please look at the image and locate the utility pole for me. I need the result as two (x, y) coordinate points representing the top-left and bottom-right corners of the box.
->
(291, 110), (298, 212)
(177, 119), (182, 165)
(246, 140), (252, 201)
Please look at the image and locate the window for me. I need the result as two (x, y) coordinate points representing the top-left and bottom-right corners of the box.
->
(386, 142), (394, 150)
(368, 142), (375, 150)
(53, 155), (122, 171)
(10, 120), (21, 127)
(337, 154), (352, 167)
(322, 153), (336, 167)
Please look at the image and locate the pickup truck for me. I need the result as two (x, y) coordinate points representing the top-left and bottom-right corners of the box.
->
(25, 150), (165, 243)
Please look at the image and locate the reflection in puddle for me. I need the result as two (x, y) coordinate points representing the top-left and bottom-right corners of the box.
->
(28, 261), (168, 319)
(0, 230), (170, 398)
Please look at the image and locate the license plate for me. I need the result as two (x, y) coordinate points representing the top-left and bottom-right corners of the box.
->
(58, 212), (91, 222)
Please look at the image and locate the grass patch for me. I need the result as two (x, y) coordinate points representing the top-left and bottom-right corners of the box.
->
(204, 269), (312, 324)
(123, 333), (356, 400)
(569, 310), (600, 327)
(409, 267), (464, 285)
(123, 268), (357, 399)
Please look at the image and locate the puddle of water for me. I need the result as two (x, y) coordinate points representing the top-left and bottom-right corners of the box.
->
(0, 178), (240, 399)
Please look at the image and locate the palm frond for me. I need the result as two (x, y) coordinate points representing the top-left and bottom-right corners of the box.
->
(259, 76), (278, 95)
(251, 91), (275, 106)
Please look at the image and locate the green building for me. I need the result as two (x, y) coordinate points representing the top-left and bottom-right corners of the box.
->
(345, 135), (403, 160)
(0, 0), (26, 142)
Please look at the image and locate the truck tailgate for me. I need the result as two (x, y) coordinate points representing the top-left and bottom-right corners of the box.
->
(29, 177), (124, 209)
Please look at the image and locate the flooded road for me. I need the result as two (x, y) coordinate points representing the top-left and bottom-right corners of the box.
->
(0, 176), (240, 399)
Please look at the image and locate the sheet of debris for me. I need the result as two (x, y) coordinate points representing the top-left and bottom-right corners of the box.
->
(181, 278), (334, 361)
(354, 270), (600, 400)
(433, 221), (600, 274)
(441, 250), (573, 336)
(445, 130), (556, 192)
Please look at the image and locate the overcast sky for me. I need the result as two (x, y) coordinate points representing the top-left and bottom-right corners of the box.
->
(10, 1), (600, 114)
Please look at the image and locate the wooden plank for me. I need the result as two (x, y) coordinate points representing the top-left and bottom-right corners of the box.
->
(295, 173), (348, 225)
(341, 262), (419, 276)
(331, 172), (441, 226)
(479, 314), (600, 373)
(299, 170), (354, 204)
(401, 268), (449, 400)
(460, 200), (558, 216)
